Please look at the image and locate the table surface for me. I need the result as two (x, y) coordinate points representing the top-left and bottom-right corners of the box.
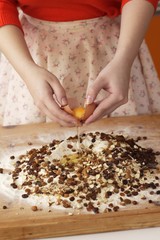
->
(0, 115), (160, 240)
(34, 115), (160, 240)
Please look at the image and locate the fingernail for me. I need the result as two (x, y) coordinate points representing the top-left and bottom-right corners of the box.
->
(85, 95), (93, 105)
(61, 97), (67, 106)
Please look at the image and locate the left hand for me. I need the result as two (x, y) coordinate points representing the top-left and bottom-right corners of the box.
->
(85, 57), (132, 124)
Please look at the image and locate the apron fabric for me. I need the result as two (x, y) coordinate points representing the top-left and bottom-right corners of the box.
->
(0, 13), (160, 126)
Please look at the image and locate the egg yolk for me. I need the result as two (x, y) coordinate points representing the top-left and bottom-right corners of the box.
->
(73, 107), (85, 120)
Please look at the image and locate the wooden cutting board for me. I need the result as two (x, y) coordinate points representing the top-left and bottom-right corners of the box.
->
(0, 115), (160, 240)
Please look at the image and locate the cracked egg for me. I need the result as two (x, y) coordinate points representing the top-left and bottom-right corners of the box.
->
(62, 103), (96, 121)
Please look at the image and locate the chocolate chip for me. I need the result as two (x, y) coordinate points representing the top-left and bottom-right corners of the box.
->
(10, 183), (18, 189)
(124, 199), (131, 205)
(3, 205), (8, 209)
(113, 206), (119, 212)
(22, 194), (29, 198)
(122, 179), (128, 185)
(69, 196), (75, 201)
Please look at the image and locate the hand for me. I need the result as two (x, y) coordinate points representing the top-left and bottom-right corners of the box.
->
(23, 64), (78, 126)
(85, 57), (131, 124)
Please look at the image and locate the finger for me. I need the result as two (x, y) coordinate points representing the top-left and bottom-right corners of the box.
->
(85, 76), (105, 105)
(49, 115), (76, 127)
(39, 103), (76, 127)
(85, 94), (127, 124)
(47, 114), (76, 127)
(49, 77), (68, 107)
(43, 94), (78, 124)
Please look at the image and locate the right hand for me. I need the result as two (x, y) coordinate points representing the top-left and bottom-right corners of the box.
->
(23, 64), (78, 126)
(84, 57), (131, 124)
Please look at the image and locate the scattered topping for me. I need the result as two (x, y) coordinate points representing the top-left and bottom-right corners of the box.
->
(22, 194), (29, 198)
(31, 206), (38, 211)
(9, 132), (160, 214)
(3, 205), (8, 210)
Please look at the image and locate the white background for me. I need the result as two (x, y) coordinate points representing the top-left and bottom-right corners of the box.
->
(35, 227), (160, 240)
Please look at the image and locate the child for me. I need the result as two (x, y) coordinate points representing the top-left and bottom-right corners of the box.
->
(0, 0), (160, 126)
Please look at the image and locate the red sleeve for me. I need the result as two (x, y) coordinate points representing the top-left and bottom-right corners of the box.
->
(121, 0), (159, 10)
(0, 0), (22, 28)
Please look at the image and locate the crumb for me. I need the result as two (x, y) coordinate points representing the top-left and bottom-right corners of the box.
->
(31, 206), (38, 211)
(3, 205), (8, 209)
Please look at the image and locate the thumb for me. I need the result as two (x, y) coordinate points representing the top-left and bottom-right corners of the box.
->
(85, 77), (103, 105)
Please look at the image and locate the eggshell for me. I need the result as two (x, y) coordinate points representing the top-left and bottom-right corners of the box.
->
(61, 105), (74, 115)
(83, 102), (97, 120)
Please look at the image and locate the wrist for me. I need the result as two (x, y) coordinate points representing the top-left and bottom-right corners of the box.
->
(112, 52), (134, 70)
(114, 49), (136, 68)
(17, 60), (38, 80)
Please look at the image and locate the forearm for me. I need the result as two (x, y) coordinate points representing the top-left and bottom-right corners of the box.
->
(0, 25), (35, 79)
(115, 0), (155, 66)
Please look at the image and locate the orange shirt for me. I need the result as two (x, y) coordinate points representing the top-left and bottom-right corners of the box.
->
(0, 0), (158, 29)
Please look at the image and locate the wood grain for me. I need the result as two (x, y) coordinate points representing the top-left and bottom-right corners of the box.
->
(0, 115), (160, 240)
